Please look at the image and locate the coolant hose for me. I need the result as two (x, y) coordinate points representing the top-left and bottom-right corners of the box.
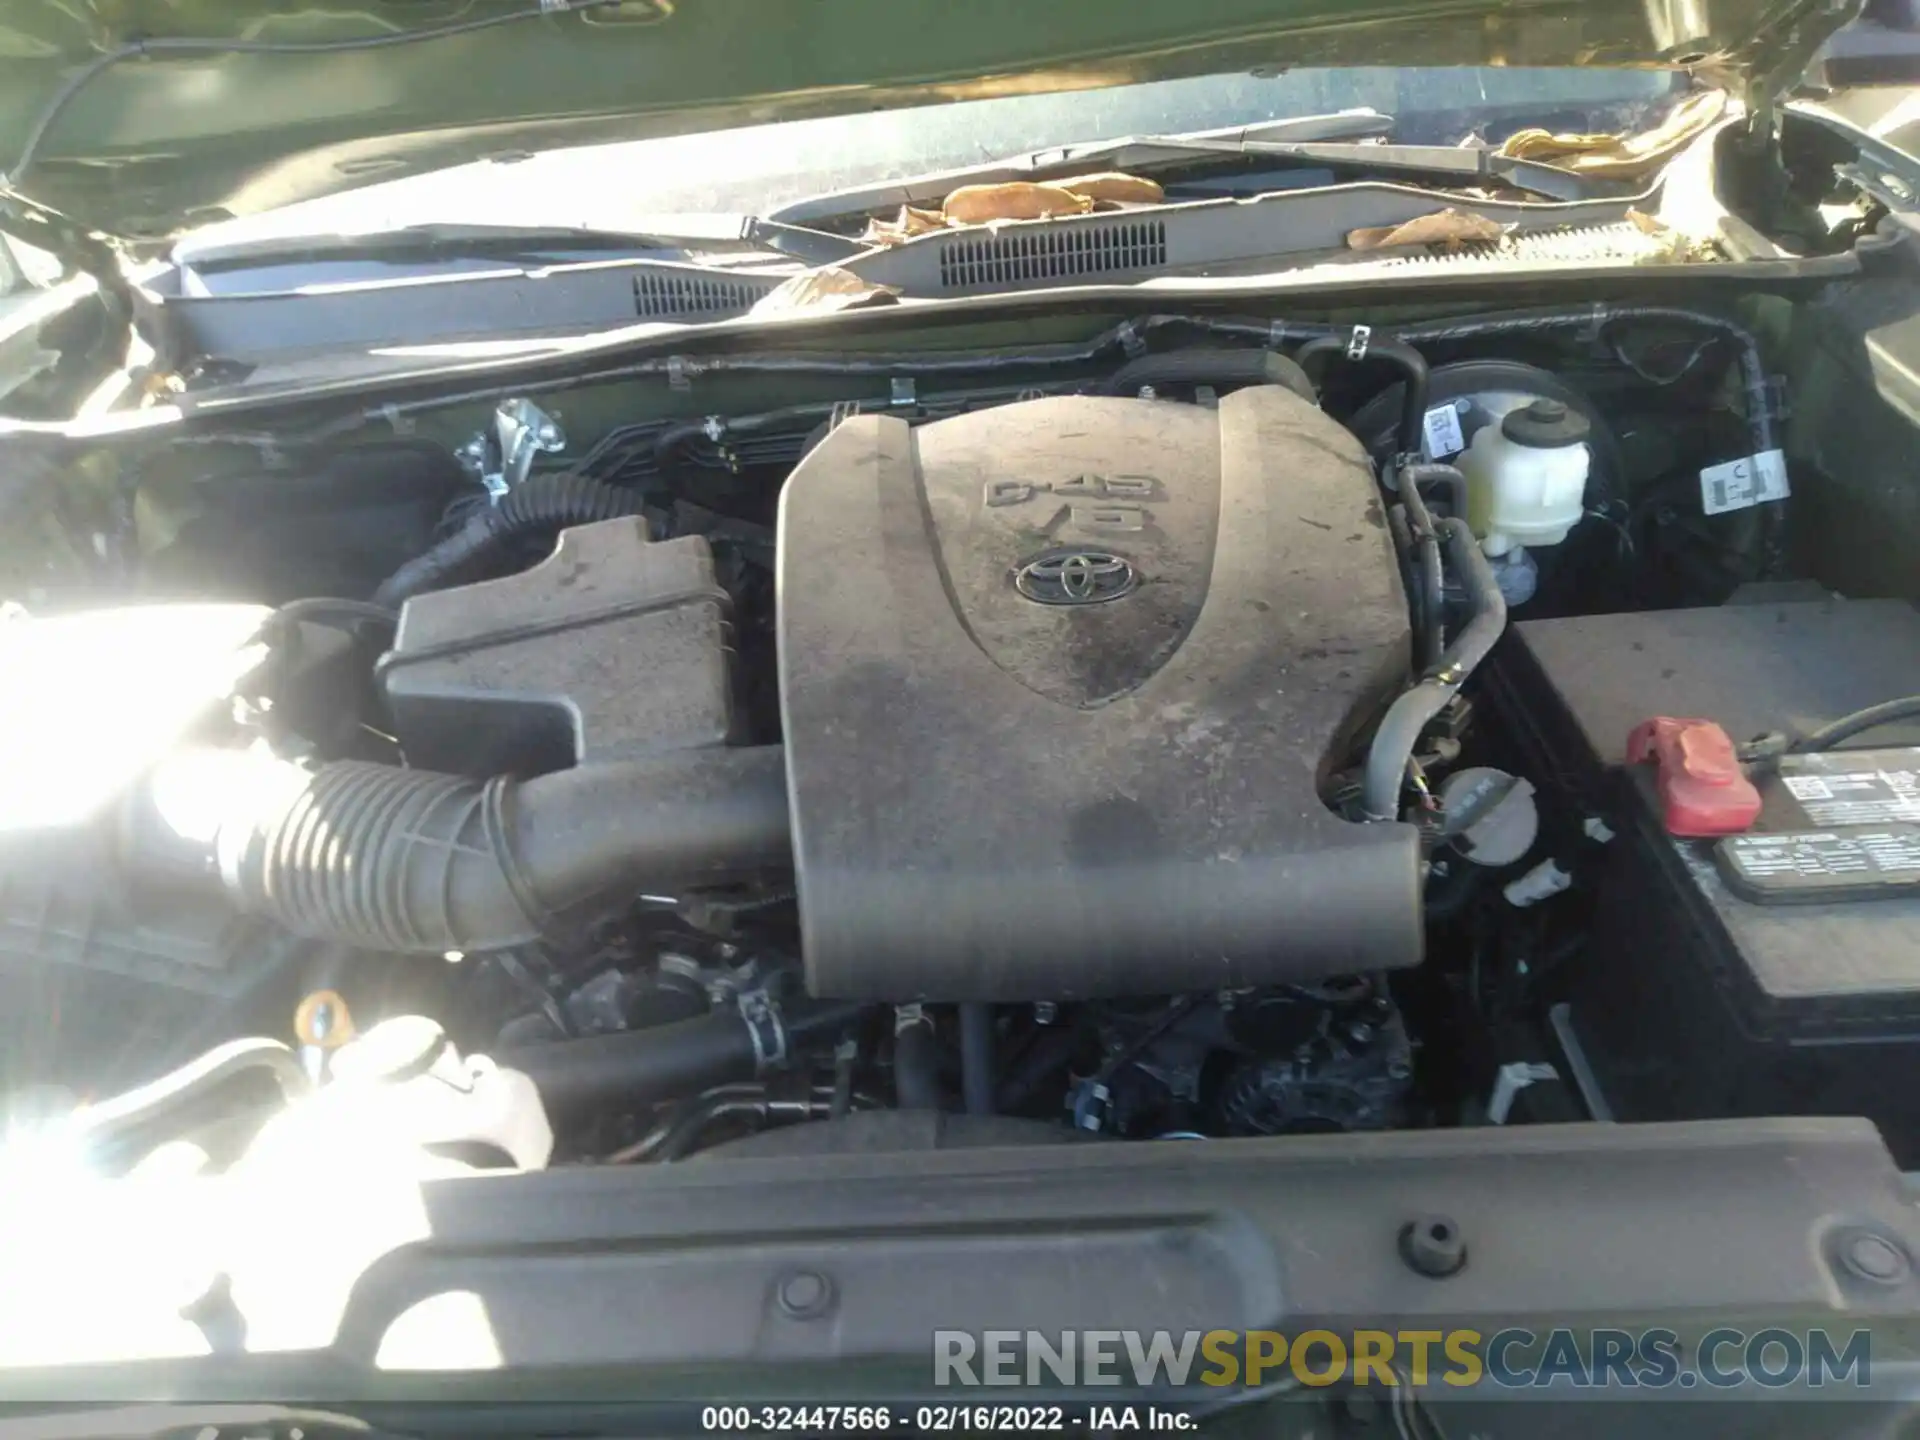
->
(371, 471), (647, 607)
(959, 1003), (996, 1117)
(1293, 332), (1430, 458)
(502, 1000), (872, 1113)
(137, 746), (792, 954)
(1099, 348), (1317, 403)
(1394, 463), (1454, 673)
(1362, 517), (1509, 821)
(893, 1007), (943, 1110)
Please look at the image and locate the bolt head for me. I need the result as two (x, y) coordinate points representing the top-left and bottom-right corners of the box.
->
(1837, 1230), (1910, 1285)
(1400, 1215), (1467, 1278)
(776, 1270), (836, 1320)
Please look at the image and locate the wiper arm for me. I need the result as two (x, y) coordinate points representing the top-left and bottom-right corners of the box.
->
(766, 109), (1399, 224)
(176, 216), (857, 274)
(1215, 139), (1604, 202)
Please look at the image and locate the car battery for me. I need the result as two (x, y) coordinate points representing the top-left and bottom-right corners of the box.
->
(1480, 598), (1920, 1160)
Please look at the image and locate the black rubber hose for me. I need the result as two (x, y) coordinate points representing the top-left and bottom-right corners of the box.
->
(1791, 695), (1920, 754)
(1362, 517), (1509, 822)
(371, 472), (647, 608)
(1401, 461), (1470, 522)
(1386, 505), (1417, 580)
(503, 1000), (872, 1114)
(1395, 464), (1449, 673)
(656, 1087), (844, 1162)
(139, 746), (792, 954)
(73, 1038), (309, 1148)
(653, 417), (719, 471)
(1293, 333), (1430, 458)
(1098, 348), (1316, 403)
(959, 1003), (996, 1117)
(893, 1008), (943, 1111)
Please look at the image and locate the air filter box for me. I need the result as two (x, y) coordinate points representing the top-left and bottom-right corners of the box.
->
(382, 520), (734, 776)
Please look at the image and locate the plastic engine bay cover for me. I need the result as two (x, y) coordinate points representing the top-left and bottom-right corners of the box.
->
(777, 387), (1422, 1000)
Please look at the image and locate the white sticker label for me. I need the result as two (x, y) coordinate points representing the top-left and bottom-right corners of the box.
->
(1699, 449), (1791, 515)
(1422, 403), (1466, 459)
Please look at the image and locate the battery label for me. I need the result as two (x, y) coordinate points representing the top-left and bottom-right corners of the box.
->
(1717, 825), (1920, 903)
(1777, 749), (1920, 827)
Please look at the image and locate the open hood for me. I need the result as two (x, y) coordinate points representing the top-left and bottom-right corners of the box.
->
(0, 0), (1860, 262)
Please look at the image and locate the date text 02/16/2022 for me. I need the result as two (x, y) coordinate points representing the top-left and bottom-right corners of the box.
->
(700, 1406), (1195, 1432)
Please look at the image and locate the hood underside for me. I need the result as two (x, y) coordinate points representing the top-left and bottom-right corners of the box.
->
(0, 0), (1858, 255)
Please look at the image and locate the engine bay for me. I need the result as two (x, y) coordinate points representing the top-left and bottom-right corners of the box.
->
(4, 298), (1919, 1180)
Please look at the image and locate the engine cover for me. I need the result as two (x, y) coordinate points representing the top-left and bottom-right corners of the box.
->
(777, 386), (1421, 1000)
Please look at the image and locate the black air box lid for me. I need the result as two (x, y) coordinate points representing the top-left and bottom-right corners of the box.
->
(383, 520), (733, 776)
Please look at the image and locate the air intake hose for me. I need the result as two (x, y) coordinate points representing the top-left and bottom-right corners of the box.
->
(372, 472), (647, 608)
(135, 747), (791, 953)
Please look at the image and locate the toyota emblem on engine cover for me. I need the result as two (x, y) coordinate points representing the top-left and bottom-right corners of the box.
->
(1014, 549), (1138, 606)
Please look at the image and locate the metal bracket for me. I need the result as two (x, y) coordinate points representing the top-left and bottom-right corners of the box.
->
(458, 397), (566, 502)
(889, 376), (918, 408)
(1345, 324), (1372, 361)
(1487, 1061), (1559, 1125)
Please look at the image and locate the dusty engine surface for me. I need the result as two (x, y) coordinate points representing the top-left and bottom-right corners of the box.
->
(778, 388), (1422, 1000)
(6, 305), (1846, 1164)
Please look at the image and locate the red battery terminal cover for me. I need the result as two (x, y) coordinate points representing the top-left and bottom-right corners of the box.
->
(1625, 716), (1763, 837)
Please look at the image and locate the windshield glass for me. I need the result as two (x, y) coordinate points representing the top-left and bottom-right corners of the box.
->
(181, 65), (1691, 252)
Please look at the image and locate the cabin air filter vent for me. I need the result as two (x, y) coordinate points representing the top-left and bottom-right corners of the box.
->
(632, 268), (768, 319)
(937, 220), (1168, 290)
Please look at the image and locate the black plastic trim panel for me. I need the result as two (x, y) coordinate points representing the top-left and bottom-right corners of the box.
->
(7, 1118), (1920, 1404)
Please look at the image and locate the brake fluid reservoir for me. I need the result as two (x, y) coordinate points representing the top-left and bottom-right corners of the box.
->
(1457, 399), (1590, 557)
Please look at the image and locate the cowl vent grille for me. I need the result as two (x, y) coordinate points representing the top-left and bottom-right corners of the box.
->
(632, 269), (768, 319)
(938, 220), (1167, 290)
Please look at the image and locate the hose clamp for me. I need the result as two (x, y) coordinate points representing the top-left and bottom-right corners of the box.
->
(738, 987), (790, 1072)
(1115, 320), (1148, 359)
(1346, 324), (1372, 361)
